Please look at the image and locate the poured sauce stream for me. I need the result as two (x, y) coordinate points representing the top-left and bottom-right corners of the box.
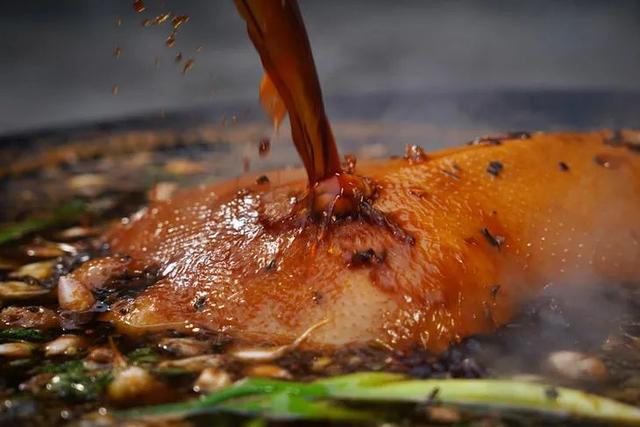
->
(234, 0), (341, 186)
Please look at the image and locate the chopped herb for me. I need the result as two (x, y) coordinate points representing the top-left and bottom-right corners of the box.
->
(243, 418), (267, 427)
(38, 360), (84, 374)
(0, 200), (86, 246)
(349, 249), (384, 268)
(0, 328), (51, 342)
(481, 228), (505, 249)
(46, 368), (112, 401)
(38, 359), (111, 401)
(127, 347), (160, 365)
(486, 161), (504, 177)
(193, 295), (208, 311)
(490, 285), (501, 299)
(8, 358), (37, 368)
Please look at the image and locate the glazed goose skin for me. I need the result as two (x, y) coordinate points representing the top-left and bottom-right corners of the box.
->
(105, 131), (640, 351)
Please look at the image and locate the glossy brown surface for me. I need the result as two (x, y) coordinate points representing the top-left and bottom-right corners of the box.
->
(106, 131), (640, 351)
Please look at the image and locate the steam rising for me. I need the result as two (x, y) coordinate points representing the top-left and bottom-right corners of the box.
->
(471, 169), (640, 379)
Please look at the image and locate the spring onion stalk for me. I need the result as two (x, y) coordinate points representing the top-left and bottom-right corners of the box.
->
(0, 328), (51, 342)
(218, 392), (374, 421)
(0, 200), (85, 245)
(118, 372), (640, 424)
(320, 373), (640, 423)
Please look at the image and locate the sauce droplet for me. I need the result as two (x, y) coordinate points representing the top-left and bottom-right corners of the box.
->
(259, 74), (287, 130)
(175, 52), (183, 62)
(166, 33), (176, 48)
(113, 46), (122, 59)
(343, 154), (357, 174)
(133, 0), (145, 13)
(155, 13), (171, 24)
(182, 59), (195, 74)
(171, 15), (190, 30)
(111, 84), (119, 95)
(258, 137), (271, 157)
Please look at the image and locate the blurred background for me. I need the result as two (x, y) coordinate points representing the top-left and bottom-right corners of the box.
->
(1, 0), (639, 135)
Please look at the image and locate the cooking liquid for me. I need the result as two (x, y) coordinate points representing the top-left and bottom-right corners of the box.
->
(235, 0), (371, 216)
